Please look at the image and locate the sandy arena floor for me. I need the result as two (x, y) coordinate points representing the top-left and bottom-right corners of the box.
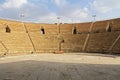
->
(0, 53), (120, 80)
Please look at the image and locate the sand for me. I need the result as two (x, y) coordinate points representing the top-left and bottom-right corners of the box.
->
(0, 53), (120, 80)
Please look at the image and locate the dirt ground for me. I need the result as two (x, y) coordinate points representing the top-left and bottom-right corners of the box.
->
(0, 53), (120, 80)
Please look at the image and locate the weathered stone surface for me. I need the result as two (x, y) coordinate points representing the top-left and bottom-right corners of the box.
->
(0, 18), (120, 54)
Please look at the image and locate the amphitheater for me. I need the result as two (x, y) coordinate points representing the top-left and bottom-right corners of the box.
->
(0, 18), (120, 80)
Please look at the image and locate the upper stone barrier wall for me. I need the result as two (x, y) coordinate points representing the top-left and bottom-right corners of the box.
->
(0, 18), (120, 34)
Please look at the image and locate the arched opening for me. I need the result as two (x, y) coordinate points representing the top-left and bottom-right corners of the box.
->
(40, 27), (45, 34)
(72, 26), (77, 34)
(107, 26), (111, 32)
(5, 25), (11, 33)
(107, 23), (112, 32)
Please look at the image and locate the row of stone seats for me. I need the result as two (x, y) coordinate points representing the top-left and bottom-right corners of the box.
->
(25, 23), (57, 34)
(112, 39), (120, 53)
(73, 22), (91, 33)
(29, 33), (58, 52)
(0, 19), (26, 33)
(0, 33), (33, 54)
(59, 24), (73, 34)
(91, 20), (109, 33)
(0, 41), (6, 55)
(61, 34), (87, 52)
(28, 33), (89, 52)
(57, 23), (92, 34)
(111, 18), (120, 31)
(86, 31), (120, 53)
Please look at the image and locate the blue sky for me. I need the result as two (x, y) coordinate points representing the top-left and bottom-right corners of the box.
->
(0, 0), (120, 23)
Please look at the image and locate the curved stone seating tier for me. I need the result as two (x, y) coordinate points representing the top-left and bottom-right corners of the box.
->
(60, 23), (92, 34)
(0, 33), (33, 54)
(0, 24), (6, 32)
(91, 20), (109, 33)
(24, 23), (41, 32)
(25, 23), (57, 34)
(0, 42), (6, 55)
(86, 31), (120, 53)
(0, 19), (26, 33)
(29, 33), (58, 53)
(73, 22), (91, 33)
(61, 34), (87, 52)
(111, 18), (120, 31)
(59, 24), (74, 34)
(112, 39), (120, 53)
